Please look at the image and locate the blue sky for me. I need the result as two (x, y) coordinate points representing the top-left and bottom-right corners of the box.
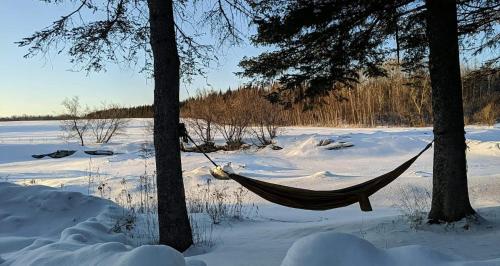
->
(0, 0), (260, 117)
(1, 1), (496, 117)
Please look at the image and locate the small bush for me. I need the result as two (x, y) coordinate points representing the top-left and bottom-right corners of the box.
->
(186, 178), (257, 225)
(87, 103), (129, 143)
(394, 185), (431, 229)
(189, 213), (215, 248)
(60, 96), (90, 146)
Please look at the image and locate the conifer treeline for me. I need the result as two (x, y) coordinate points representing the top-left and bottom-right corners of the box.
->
(0, 114), (70, 121)
(1, 105), (153, 121)
(86, 105), (153, 119)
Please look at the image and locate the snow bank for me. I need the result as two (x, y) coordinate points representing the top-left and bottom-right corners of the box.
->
(2, 120), (499, 266)
(0, 182), (203, 266)
(466, 140), (500, 156)
(281, 232), (500, 266)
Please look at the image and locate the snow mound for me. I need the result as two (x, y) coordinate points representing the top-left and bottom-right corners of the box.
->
(281, 232), (500, 266)
(285, 136), (321, 157)
(183, 166), (214, 185)
(306, 171), (348, 180)
(0, 182), (202, 266)
(0, 182), (115, 238)
(7, 237), (186, 266)
(466, 140), (500, 156)
(285, 135), (356, 157)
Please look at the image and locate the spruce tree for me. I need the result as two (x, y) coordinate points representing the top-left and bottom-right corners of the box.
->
(240, 0), (498, 222)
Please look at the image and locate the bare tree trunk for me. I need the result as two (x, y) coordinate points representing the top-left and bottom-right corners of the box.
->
(147, 0), (193, 251)
(426, 0), (475, 222)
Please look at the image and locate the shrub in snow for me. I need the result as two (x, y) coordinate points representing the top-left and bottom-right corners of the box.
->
(87, 103), (129, 144)
(186, 165), (257, 226)
(189, 213), (215, 248)
(394, 185), (431, 229)
(60, 96), (90, 146)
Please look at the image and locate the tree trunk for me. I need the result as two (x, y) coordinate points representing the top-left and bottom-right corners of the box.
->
(426, 0), (475, 222)
(147, 0), (193, 251)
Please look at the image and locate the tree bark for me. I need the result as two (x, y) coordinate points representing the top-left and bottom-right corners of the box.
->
(147, 0), (193, 251)
(426, 0), (475, 222)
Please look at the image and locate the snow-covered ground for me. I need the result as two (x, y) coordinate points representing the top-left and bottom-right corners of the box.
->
(1, 119), (499, 265)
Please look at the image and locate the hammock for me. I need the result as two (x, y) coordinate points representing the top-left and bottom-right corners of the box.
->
(213, 142), (432, 211)
(182, 127), (433, 212)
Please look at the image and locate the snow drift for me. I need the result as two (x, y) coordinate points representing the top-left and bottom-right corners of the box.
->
(281, 232), (500, 266)
(1, 120), (500, 266)
(0, 182), (203, 266)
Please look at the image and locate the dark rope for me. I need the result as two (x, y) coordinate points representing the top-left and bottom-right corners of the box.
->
(179, 123), (219, 168)
(186, 134), (220, 168)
